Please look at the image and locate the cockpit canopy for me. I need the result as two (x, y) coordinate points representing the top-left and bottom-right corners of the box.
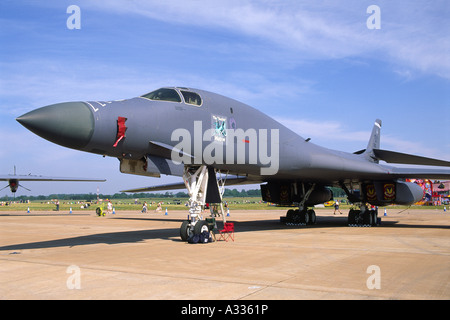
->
(141, 88), (202, 106)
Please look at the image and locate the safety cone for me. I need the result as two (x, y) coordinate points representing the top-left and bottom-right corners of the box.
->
(113, 207), (115, 214)
(70, 207), (72, 214)
(27, 207), (30, 213)
(384, 208), (387, 216)
(227, 208), (230, 217)
(444, 206), (447, 212)
(165, 207), (168, 215)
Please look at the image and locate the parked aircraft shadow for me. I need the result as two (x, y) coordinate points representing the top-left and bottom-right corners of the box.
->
(127, 215), (449, 230)
(225, 216), (449, 232)
(1, 216), (447, 252)
(0, 228), (181, 251)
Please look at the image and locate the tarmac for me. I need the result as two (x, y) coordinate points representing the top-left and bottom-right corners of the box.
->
(0, 208), (449, 300)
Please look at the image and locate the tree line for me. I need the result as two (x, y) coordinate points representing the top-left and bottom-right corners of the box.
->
(1, 187), (346, 202)
(1, 188), (263, 202)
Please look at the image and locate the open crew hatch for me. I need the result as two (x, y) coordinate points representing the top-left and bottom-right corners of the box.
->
(140, 88), (202, 106)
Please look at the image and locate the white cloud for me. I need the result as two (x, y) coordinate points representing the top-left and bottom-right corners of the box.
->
(275, 117), (371, 153)
(276, 117), (450, 161)
(78, 0), (450, 79)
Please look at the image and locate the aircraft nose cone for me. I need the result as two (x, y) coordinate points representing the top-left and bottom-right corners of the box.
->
(16, 102), (94, 149)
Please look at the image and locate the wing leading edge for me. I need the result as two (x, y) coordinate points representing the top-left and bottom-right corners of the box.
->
(374, 149), (450, 167)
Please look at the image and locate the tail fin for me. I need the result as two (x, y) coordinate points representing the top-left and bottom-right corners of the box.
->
(363, 119), (382, 163)
(357, 119), (450, 167)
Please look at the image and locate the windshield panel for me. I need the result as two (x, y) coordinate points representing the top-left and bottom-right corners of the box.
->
(141, 88), (181, 103)
(181, 90), (202, 106)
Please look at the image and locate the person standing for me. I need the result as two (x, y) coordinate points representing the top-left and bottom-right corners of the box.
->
(107, 200), (113, 214)
(334, 200), (342, 214)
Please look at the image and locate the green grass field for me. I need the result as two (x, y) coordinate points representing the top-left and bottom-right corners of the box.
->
(1, 197), (448, 213)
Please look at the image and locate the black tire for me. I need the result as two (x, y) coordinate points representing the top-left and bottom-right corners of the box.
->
(193, 220), (209, 235)
(348, 209), (356, 225)
(180, 220), (190, 241)
(299, 210), (309, 224)
(307, 209), (316, 225)
(286, 209), (295, 222)
(292, 209), (301, 224)
(362, 211), (372, 225)
(96, 207), (102, 216)
(370, 210), (378, 226)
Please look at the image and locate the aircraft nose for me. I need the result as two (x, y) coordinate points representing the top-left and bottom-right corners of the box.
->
(16, 102), (94, 149)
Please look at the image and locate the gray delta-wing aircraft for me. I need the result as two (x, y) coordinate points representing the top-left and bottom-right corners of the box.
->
(0, 166), (105, 196)
(16, 87), (450, 239)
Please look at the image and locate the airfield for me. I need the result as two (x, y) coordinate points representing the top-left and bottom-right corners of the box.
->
(0, 207), (449, 300)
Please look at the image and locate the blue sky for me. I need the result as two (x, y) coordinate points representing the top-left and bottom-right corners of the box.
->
(1, 0), (449, 196)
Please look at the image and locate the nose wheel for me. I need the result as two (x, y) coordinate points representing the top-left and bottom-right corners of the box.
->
(179, 165), (228, 242)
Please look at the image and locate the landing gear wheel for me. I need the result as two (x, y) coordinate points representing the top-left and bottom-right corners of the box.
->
(193, 220), (209, 235)
(348, 209), (362, 226)
(180, 220), (191, 241)
(286, 209), (295, 221)
(291, 209), (301, 224)
(370, 210), (378, 226)
(362, 211), (372, 225)
(299, 210), (309, 224)
(307, 209), (316, 225)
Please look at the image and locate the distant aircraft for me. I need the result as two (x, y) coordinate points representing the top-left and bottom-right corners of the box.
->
(0, 166), (105, 196)
(16, 87), (450, 240)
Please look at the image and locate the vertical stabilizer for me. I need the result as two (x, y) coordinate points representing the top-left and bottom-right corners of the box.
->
(363, 119), (382, 163)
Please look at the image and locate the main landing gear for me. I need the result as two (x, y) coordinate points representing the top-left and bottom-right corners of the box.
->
(280, 183), (317, 226)
(281, 208), (316, 226)
(348, 204), (378, 227)
(338, 181), (379, 227)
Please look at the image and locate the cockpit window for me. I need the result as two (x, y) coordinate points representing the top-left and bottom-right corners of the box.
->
(141, 88), (181, 103)
(181, 90), (202, 106)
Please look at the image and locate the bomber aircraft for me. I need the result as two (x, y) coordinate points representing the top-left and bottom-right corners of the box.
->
(16, 87), (450, 240)
(0, 166), (105, 196)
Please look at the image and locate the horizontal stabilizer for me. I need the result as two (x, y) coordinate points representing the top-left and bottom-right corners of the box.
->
(373, 149), (450, 167)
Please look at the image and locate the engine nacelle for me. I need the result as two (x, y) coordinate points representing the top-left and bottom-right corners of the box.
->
(362, 180), (424, 206)
(395, 181), (424, 205)
(260, 182), (332, 206)
(306, 187), (334, 206)
(9, 179), (19, 193)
